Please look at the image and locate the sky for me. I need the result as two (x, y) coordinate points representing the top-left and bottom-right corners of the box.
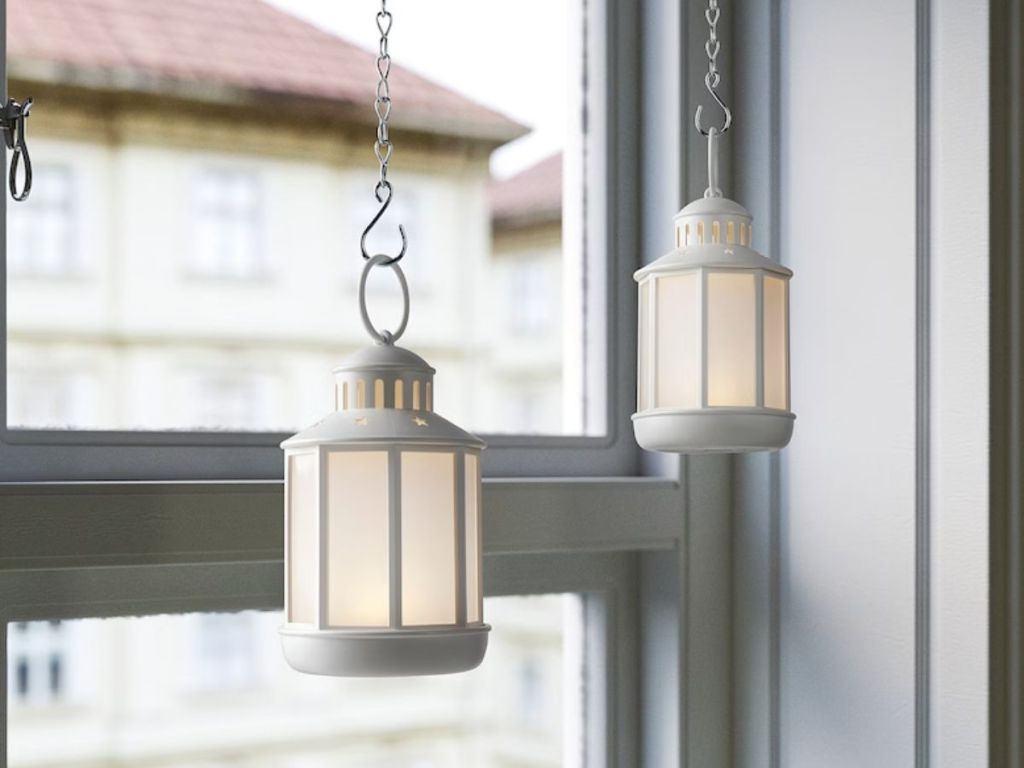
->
(264, 0), (570, 179)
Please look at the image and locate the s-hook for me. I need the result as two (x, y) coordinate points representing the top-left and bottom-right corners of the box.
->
(1, 97), (33, 202)
(360, 181), (407, 265)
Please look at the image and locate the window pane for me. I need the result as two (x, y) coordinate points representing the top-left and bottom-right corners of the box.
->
(6, 0), (600, 437)
(7, 596), (580, 767)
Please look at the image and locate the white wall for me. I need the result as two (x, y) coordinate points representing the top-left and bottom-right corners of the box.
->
(731, 0), (991, 766)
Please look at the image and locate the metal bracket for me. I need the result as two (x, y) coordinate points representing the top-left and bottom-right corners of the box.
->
(1, 97), (33, 202)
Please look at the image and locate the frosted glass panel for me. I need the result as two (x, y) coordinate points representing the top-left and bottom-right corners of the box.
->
(287, 452), (317, 625)
(763, 275), (789, 410)
(326, 451), (389, 627)
(655, 272), (701, 408)
(465, 453), (482, 624)
(401, 452), (456, 626)
(638, 279), (651, 410)
(707, 272), (757, 407)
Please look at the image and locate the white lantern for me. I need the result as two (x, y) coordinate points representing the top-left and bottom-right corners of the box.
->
(633, 196), (794, 452)
(279, 0), (489, 677)
(633, 1), (794, 454)
(279, 268), (488, 676)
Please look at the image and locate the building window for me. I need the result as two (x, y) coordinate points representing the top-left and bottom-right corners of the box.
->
(183, 372), (274, 432)
(508, 259), (550, 335)
(7, 621), (69, 708)
(192, 613), (257, 691)
(7, 164), (77, 278)
(518, 656), (547, 730)
(7, 369), (93, 430)
(189, 168), (264, 278)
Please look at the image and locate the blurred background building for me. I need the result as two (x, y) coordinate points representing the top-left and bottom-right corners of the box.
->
(4, 0), (574, 436)
(7, 598), (576, 767)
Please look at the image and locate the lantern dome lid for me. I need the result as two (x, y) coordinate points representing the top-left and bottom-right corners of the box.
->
(282, 407), (485, 450)
(332, 343), (435, 378)
(674, 196), (752, 221)
(636, 194), (793, 280)
(284, 342), (483, 451)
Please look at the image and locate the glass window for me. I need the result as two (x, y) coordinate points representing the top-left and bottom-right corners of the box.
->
(189, 168), (264, 279)
(507, 258), (553, 335)
(7, 595), (579, 767)
(6, 620), (72, 708)
(6, 367), (96, 429)
(179, 370), (278, 432)
(5, 0), (597, 438)
(7, 163), (77, 278)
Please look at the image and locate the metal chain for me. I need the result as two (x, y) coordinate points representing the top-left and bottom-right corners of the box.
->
(694, 0), (732, 136)
(704, 1), (721, 95)
(360, 0), (407, 265)
(373, 0), (394, 199)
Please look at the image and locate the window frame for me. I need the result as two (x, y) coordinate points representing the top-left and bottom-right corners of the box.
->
(0, 0), (640, 481)
(0, 478), (695, 768)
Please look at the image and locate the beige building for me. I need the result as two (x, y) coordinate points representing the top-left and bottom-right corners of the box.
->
(5, 0), (535, 435)
(486, 154), (564, 434)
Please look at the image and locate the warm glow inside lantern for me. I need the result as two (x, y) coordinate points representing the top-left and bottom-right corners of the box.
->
(633, 197), (795, 453)
(279, 343), (489, 676)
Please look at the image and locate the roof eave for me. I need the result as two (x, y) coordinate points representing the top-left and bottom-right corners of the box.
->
(9, 59), (529, 146)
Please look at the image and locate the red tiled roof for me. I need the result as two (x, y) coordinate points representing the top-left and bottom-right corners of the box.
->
(7, 0), (525, 142)
(489, 152), (562, 228)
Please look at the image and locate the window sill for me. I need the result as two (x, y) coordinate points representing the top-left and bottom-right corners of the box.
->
(0, 476), (683, 572)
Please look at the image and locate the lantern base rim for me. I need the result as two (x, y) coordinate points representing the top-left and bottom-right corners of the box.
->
(632, 407), (794, 453)
(279, 623), (490, 677)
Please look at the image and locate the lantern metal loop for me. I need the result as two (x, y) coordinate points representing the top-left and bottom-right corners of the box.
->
(359, 253), (410, 345)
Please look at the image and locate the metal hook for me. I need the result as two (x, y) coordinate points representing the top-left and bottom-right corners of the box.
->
(694, 78), (732, 136)
(2, 97), (33, 202)
(360, 181), (407, 265)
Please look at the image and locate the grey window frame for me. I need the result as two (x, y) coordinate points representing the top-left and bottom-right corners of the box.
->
(0, 0), (741, 766)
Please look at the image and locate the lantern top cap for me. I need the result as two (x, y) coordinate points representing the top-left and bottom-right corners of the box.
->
(675, 196), (751, 222)
(333, 343), (435, 378)
(282, 407), (485, 450)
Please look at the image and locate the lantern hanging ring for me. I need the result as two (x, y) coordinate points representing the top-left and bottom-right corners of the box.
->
(359, 252), (409, 345)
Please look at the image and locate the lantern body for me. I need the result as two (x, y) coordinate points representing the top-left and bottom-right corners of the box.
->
(280, 345), (488, 676)
(633, 197), (795, 453)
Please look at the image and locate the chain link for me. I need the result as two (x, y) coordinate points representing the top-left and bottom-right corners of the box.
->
(704, 0), (721, 94)
(373, 0), (394, 199)
(694, 0), (731, 136)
